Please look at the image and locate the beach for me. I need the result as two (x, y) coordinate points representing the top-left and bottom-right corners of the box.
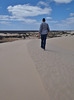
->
(0, 36), (74, 100)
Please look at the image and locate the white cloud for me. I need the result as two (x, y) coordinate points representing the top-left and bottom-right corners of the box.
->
(7, 4), (52, 17)
(46, 17), (52, 19)
(53, 0), (72, 3)
(0, 15), (37, 24)
(20, 18), (37, 23)
(0, 21), (10, 24)
(70, 13), (74, 16)
(62, 17), (74, 24)
(0, 15), (38, 24)
(37, 1), (48, 6)
(0, 4), (52, 24)
(47, 16), (74, 30)
(54, 17), (74, 30)
(0, 15), (9, 20)
(49, 20), (58, 23)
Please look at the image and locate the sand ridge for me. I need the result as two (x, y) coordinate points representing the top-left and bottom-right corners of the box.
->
(0, 40), (49, 100)
(27, 36), (74, 100)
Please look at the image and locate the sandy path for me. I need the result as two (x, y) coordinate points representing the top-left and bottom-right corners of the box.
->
(0, 40), (49, 100)
(28, 36), (74, 100)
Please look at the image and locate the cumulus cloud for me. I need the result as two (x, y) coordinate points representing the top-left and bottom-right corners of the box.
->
(7, 4), (52, 17)
(0, 4), (52, 24)
(53, 0), (72, 3)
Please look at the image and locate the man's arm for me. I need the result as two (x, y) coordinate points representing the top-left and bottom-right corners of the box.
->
(39, 23), (43, 34)
(47, 24), (50, 36)
(38, 33), (40, 39)
(39, 23), (42, 38)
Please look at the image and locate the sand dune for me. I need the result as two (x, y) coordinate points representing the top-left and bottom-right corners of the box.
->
(0, 36), (74, 100)
(0, 40), (49, 100)
(28, 36), (74, 100)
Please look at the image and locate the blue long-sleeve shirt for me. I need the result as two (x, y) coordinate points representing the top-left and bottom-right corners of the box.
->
(39, 22), (50, 35)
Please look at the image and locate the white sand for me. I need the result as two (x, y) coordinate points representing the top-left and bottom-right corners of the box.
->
(28, 36), (74, 100)
(0, 36), (74, 100)
(48, 36), (74, 52)
(0, 40), (49, 100)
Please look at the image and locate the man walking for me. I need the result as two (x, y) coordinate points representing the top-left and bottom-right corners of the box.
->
(39, 18), (50, 50)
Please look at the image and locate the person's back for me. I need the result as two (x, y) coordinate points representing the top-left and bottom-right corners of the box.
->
(39, 18), (50, 50)
(40, 22), (49, 35)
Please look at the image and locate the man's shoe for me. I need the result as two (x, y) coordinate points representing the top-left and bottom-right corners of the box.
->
(41, 46), (43, 49)
(44, 48), (45, 50)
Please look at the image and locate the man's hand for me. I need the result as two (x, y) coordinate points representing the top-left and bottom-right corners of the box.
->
(39, 33), (40, 39)
(47, 31), (49, 37)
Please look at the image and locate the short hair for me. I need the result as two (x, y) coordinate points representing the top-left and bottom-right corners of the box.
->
(42, 18), (45, 22)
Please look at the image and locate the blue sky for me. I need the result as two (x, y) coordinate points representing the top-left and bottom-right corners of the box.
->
(0, 0), (74, 30)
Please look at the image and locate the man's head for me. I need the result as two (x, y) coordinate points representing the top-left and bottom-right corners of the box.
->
(42, 18), (45, 22)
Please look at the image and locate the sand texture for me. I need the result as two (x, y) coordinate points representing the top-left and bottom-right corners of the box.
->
(28, 36), (74, 100)
(0, 40), (49, 100)
(0, 36), (74, 100)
